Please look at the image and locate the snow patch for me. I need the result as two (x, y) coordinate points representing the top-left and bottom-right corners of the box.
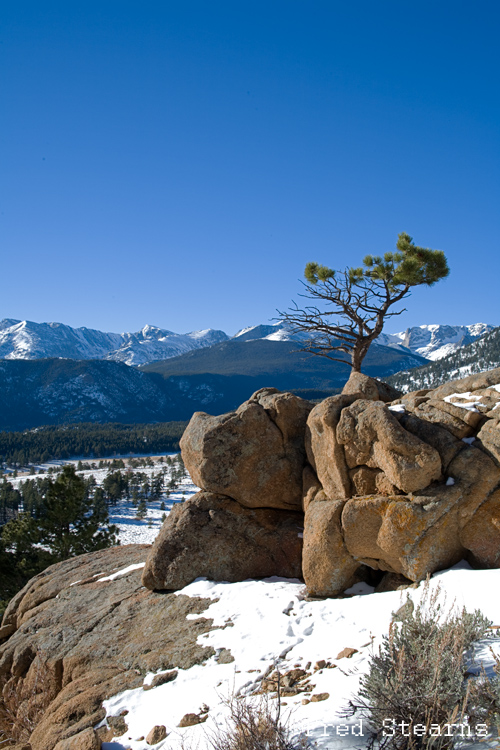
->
(96, 563), (145, 582)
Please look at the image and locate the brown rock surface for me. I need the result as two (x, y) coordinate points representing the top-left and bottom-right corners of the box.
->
(302, 465), (328, 512)
(342, 372), (401, 402)
(477, 418), (500, 467)
(0, 546), (218, 750)
(142, 491), (303, 591)
(146, 670), (178, 689)
(178, 713), (206, 727)
(310, 692), (330, 702)
(460, 489), (500, 567)
(146, 724), (168, 744)
(305, 394), (358, 499)
(342, 496), (401, 573)
(431, 368), (500, 399)
(179, 388), (312, 510)
(426, 398), (484, 429)
(336, 400), (442, 492)
(342, 487), (471, 581)
(53, 729), (101, 750)
(349, 466), (400, 496)
(412, 401), (475, 439)
(302, 499), (359, 596)
(447, 444), (500, 524)
(398, 412), (464, 471)
(336, 648), (358, 659)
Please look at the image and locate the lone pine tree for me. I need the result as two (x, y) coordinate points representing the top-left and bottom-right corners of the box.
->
(279, 232), (449, 372)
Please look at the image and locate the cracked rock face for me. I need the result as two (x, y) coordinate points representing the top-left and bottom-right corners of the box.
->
(336, 399), (442, 493)
(0, 546), (217, 750)
(180, 388), (313, 510)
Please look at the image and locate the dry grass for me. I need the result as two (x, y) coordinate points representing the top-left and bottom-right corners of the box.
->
(0, 651), (55, 747)
(207, 691), (310, 750)
(176, 671), (312, 750)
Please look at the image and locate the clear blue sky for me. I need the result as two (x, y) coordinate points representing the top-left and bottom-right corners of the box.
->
(1, 1), (499, 336)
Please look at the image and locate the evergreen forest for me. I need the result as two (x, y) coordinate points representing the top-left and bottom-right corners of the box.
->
(0, 421), (187, 467)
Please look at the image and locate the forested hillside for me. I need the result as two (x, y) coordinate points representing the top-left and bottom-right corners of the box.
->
(387, 326), (500, 391)
(0, 422), (187, 466)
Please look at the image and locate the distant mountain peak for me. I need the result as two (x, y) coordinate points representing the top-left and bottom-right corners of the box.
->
(0, 319), (229, 366)
(377, 323), (494, 361)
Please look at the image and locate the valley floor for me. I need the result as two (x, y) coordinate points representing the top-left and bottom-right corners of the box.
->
(9, 454), (199, 545)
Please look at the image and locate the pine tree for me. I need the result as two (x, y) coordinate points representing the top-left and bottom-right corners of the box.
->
(40, 465), (118, 560)
(136, 499), (147, 519)
(279, 233), (450, 372)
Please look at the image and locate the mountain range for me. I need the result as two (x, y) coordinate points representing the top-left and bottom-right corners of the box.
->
(0, 318), (496, 431)
(0, 340), (425, 431)
(0, 319), (494, 365)
(0, 319), (228, 366)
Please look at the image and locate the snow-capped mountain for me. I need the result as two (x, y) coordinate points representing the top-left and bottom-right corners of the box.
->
(377, 323), (494, 360)
(387, 325), (500, 392)
(105, 325), (228, 365)
(233, 322), (309, 343)
(0, 320), (228, 366)
(234, 322), (495, 359)
(0, 319), (494, 367)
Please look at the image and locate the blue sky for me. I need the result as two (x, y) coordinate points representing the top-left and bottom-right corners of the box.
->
(1, 1), (499, 336)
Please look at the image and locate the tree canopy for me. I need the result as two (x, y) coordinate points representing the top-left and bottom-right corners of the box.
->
(279, 232), (450, 372)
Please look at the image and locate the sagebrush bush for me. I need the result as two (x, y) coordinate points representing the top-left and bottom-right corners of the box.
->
(206, 684), (310, 750)
(346, 580), (500, 749)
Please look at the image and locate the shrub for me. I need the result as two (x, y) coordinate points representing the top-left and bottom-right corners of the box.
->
(207, 690), (310, 750)
(345, 579), (500, 749)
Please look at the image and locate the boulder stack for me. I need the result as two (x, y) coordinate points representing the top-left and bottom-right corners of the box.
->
(143, 369), (500, 596)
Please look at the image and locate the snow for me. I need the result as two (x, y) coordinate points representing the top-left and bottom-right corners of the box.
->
(96, 563), (145, 582)
(377, 324), (494, 362)
(388, 404), (405, 413)
(443, 392), (483, 412)
(100, 564), (500, 750)
(10, 454), (200, 546)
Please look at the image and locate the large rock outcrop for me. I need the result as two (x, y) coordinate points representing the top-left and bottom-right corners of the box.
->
(145, 370), (500, 598)
(0, 546), (219, 750)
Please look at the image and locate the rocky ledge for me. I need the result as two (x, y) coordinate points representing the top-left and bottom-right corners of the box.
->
(0, 546), (218, 749)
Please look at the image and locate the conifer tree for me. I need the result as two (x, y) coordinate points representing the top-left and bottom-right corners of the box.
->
(40, 465), (118, 560)
(279, 233), (450, 372)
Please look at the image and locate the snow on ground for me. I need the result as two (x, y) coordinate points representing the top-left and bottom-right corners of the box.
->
(103, 471), (198, 545)
(9, 453), (199, 545)
(7, 456), (500, 747)
(99, 563), (500, 750)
